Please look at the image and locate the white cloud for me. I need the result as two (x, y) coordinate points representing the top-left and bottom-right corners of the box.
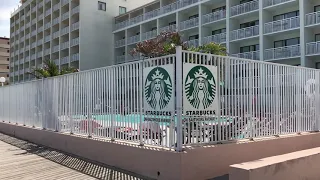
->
(0, 0), (20, 37)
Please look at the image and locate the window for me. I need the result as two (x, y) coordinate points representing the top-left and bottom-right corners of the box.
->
(119, 6), (126, 15)
(189, 35), (199, 40)
(7, 66), (9, 69)
(315, 5), (320, 12)
(7, 50), (9, 53)
(212, 6), (226, 13)
(274, 37), (300, 48)
(240, 44), (259, 53)
(316, 62), (320, 69)
(169, 21), (176, 26)
(7, 42), (9, 45)
(240, 0), (253, 4)
(316, 34), (320, 41)
(212, 28), (226, 35)
(273, 11), (299, 21)
(7, 58), (9, 61)
(240, 20), (259, 28)
(189, 14), (199, 19)
(98, 1), (106, 11)
(151, 27), (157, 31)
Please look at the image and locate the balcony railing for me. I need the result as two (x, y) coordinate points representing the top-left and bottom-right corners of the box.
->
(45, 22), (51, 30)
(14, 61), (19, 66)
(203, 10), (226, 24)
(37, 51), (43, 58)
(129, 15), (144, 26)
(72, 6), (80, 15)
(162, 1), (178, 14)
(142, 30), (157, 40)
(31, 54), (36, 60)
(61, 0), (69, 7)
(231, 0), (259, 17)
(32, 6), (37, 12)
(186, 39), (199, 47)
(32, 19), (37, 24)
(53, 17), (60, 25)
(54, 59), (59, 65)
(231, 51), (260, 60)
(263, 0), (293, 7)
(144, 9), (160, 20)
(62, 12), (69, 21)
(264, 44), (300, 60)
(116, 55), (126, 63)
(305, 11), (320, 26)
(159, 24), (177, 32)
(25, 68), (30, 73)
(180, 17), (199, 30)
(45, 35), (51, 42)
(60, 56), (69, 64)
(61, 26), (69, 35)
(44, 49), (50, 55)
(52, 45), (60, 53)
(53, 31), (60, 39)
(264, 16), (300, 34)
(71, 53), (80, 62)
(203, 33), (226, 44)
(230, 25), (259, 41)
(115, 20), (129, 30)
(45, 0), (50, 4)
(306, 41), (320, 55)
(71, 37), (80, 46)
(37, 39), (43, 45)
(25, 56), (30, 62)
(16, 20), (19, 25)
(25, 45), (30, 50)
(38, 26), (44, 33)
(38, 2), (44, 9)
(31, 30), (37, 36)
(53, 3), (60, 12)
(31, 42), (36, 48)
(71, 22), (79, 31)
(115, 39), (126, 48)
(38, 14), (44, 21)
(45, 9), (51, 17)
(127, 35), (140, 45)
(21, 15), (25, 20)
(19, 70), (24, 75)
(61, 41), (69, 50)
(26, 22), (31, 28)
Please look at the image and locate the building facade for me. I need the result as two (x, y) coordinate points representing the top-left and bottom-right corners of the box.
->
(10, 0), (154, 83)
(113, 0), (320, 68)
(0, 37), (10, 84)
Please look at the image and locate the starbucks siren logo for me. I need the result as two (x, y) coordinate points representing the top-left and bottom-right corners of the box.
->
(185, 66), (216, 109)
(145, 67), (172, 110)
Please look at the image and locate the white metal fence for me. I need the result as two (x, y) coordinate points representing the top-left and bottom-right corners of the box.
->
(1, 47), (320, 152)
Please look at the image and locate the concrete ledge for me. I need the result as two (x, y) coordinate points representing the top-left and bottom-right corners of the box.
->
(229, 147), (320, 180)
(2, 122), (320, 180)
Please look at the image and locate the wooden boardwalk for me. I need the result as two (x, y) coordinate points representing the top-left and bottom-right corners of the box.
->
(0, 133), (152, 180)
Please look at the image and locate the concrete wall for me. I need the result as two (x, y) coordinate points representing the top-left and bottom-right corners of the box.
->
(229, 147), (320, 180)
(1, 122), (320, 180)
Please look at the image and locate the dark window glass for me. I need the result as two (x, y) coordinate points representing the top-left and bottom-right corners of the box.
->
(316, 34), (320, 41)
(240, 44), (259, 53)
(119, 6), (126, 15)
(212, 28), (226, 35)
(273, 11), (299, 21)
(212, 6), (226, 12)
(240, 20), (259, 28)
(240, 0), (253, 4)
(169, 21), (176, 25)
(151, 27), (157, 31)
(315, 5), (320, 12)
(98, 1), (106, 11)
(189, 35), (199, 40)
(274, 37), (300, 48)
(189, 14), (199, 19)
(316, 62), (320, 69)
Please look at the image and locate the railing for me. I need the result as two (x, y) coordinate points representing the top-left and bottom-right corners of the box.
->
(54, 59), (59, 65)
(231, 0), (259, 17)
(186, 39), (199, 47)
(45, 9), (51, 17)
(231, 51), (260, 60)
(71, 22), (79, 31)
(264, 44), (301, 60)
(144, 9), (160, 20)
(38, 26), (44, 33)
(264, 16), (300, 34)
(162, 1), (178, 14)
(21, 15), (25, 20)
(263, 0), (293, 7)
(1, 47), (320, 151)
(53, 17), (60, 25)
(142, 30), (157, 40)
(37, 51), (43, 58)
(62, 12), (69, 21)
(20, 27), (24, 32)
(45, 22), (51, 30)
(71, 37), (80, 46)
(45, 35), (51, 43)
(38, 14), (44, 21)
(61, 26), (69, 35)
(45, 0), (50, 4)
(32, 6), (37, 12)
(129, 15), (144, 26)
(25, 45), (30, 50)
(203, 10), (226, 24)
(180, 17), (199, 30)
(38, 2), (44, 9)
(15, 50), (19, 54)
(26, 22), (31, 28)
(60, 56), (69, 64)
(61, 0), (69, 6)
(127, 35), (140, 45)
(53, 31), (60, 39)
(25, 56), (30, 62)
(25, 68), (30, 73)
(230, 25), (259, 41)
(116, 55), (126, 63)
(52, 45), (60, 53)
(115, 20), (129, 30)
(31, 54), (36, 60)
(159, 24), (177, 32)
(72, 6), (80, 15)
(71, 53), (79, 62)
(44, 49), (50, 55)
(306, 41), (320, 55)
(14, 61), (19, 66)
(31, 42), (36, 48)
(31, 30), (37, 36)
(37, 39), (43, 45)
(16, 20), (19, 25)
(19, 69), (24, 75)
(305, 11), (320, 26)
(61, 41), (69, 50)
(115, 39), (126, 48)
(32, 18), (37, 24)
(53, 3), (60, 12)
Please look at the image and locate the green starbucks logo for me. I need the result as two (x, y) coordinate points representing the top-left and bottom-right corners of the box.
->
(185, 66), (216, 109)
(145, 67), (172, 110)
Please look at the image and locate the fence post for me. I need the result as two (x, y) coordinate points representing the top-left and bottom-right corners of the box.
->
(176, 46), (183, 152)
(111, 68), (115, 141)
(139, 61), (144, 146)
(42, 78), (46, 130)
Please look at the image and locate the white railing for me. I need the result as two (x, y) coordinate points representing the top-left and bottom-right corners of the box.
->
(25, 45), (30, 50)
(32, 6), (37, 12)
(44, 49), (50, 55)
(26, 22), (31, 28)
(142, 30), (157, 40)
(230, 25), (259, 41)
(45, 35), (51, 42)
(180, 17), (199, 30)
(203, 10), (226, 24)
(305, 11), (320, 26)
(127, 35), (140, 45)
(38, 2), (44, 8)
(53, 17), (60, 25)
(231, 0), (259, 17)
(37, 51), (43, 58)
(62, 12), (69, 21)
(144, 9), (160, 20)
(38, 14), (44, 21)
(21, 15), (25, 21)
(116, 55), (126, 63)
(129, 15), (144, 25)
(159, 24), (177, 32)
(31, 30), (37, 36)
(161, 1), (178, 14)
(177, 0), (199, 9)
(71, 22), (79, 31)
(25, 68), (30, 73)
(31, 42), (36, 48)
(264, 44), (301, 60)
(72, 6), (80, 15)
(2, 47), (320, 151)
(20, 26), (24, 32)
(25, 56), (30, 62)
(32, 18), (37, 24)
(61, 26), (69, 35)
(14, 61), (19, 66)
(45, 9), (51, 17)
(19, 69), (24, 75)
(186, 39), (199, 47)
(263, 0), (293, 7)
(54, 59), (59, 64)
(115, 20), (129, 30)
(31, 54), (36, 60)
(71, 37), (80, 46)
(231, 51), (260, 60)
(60, 56), (69, 64)
(38, 26), (44, 33)
(264, 16), (300, 34)
(60, 41), (69, 50)
(306, 41), (320, 55)
(53, 3), (60, 11)
(45, 22), (51, 30)
(61, 0), (69, 6)
(52, 45), (60, 53)
(52, 31), (60, 39)
(115, 39), (126, 48)
(71, 53), (79, 62)
(37, 39), (43, 45)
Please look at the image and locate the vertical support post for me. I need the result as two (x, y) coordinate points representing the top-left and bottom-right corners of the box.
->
(139, 61), (144, 146)
(42, 78), (46, 130)
(176, 46), (183, 152)
(217, 57), (221, 142)
(88, 73), (92, 138)
(111, 68), (115, 141)
(316, 71), (320, 131)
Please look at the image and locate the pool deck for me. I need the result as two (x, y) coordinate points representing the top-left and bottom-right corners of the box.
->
(0, 133), (153, 180)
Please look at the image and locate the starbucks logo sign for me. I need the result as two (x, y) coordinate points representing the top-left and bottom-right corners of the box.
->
(145, 67), (173, 110)
(185, 65), (216, 110)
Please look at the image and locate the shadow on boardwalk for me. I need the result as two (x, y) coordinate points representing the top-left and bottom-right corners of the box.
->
(0, 133), (154, 180)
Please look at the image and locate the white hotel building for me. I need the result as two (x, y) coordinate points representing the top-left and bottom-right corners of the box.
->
(113, 0), (320, 69)
(10, 0), (153, 83)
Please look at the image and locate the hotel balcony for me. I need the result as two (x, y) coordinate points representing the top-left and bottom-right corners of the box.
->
(230, 0), (259, 17)
(263, 0), (294, 8)
(231, 51), (260, 60)
(38, 14), (44, 21)
(32, 6), (37, 13)
(31, 54), (36, 60)
(115, 39), (126, 48)
(44, 22), (51, 30)
(37, 51), (43, 58)
(186, 39), (199, 48)
(44, 35), (51, 43)
(264, 44), (300, 60)
(129, 15), (144, 26)
(144, 9), (160, 20)
(60, 56), (69, 64)
(71, 22), (79, 31)
(72, 6), (80, 15)
(203, 33), (226, 44)
(180, 17), (199, 31)
(61, 0), (69, 7)
(38, 2), (44, 9)
(141, 30), (157, 40)
(62, 12), (69, 21)
(61, 26), (69, 36)
(71, 37), (80, 47)
(306, 41), (320, 56)
(159, 24), (177, 32)
(305, 11), (320, 27)
(38, 26), (44, 33)
(230, 25), (259, 41)
(71, 53), (80, 62)
(127, 35), (140, 45)
(44, 49), (50, 56)
(52, 45), (60, 53)
(264, 16), (300, 34)
(31, 42), (36, 48)
(60, 41), (69, 50)
(53, 17), (60, 26)
(203, 10), (226, 25)
(45, 9), (51, 17)
(53, 3), (60, 12)
(162, 1), (178, 14)
(116, 55), (126, 64)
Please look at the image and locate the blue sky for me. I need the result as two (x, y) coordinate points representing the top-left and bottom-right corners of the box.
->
(0, 0), (20, 38)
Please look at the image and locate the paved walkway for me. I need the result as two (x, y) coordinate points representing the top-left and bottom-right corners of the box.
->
(0, 133), (152, 180)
